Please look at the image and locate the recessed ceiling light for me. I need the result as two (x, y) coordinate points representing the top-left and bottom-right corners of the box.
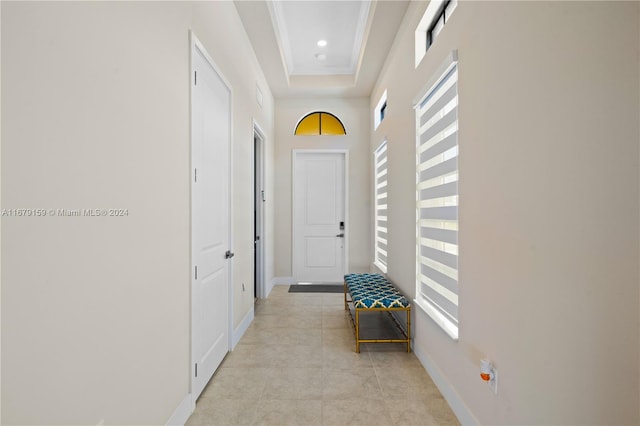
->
(317, 40), (327, 47)
(315, 53), (327, 61)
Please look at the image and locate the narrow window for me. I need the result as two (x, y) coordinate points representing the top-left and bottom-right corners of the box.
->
(415, 54), (459, 340)
(374, 90), (388, 130)
(427, 0), (457, 49)
(416, 0), (458, 67)
(380, 101), (387, 122)
(374, 141), (388, 272)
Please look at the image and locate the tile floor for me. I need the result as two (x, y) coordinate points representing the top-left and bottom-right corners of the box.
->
(186, 285), (460, 426)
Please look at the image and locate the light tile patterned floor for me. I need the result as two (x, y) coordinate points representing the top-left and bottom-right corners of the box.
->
(186, 285), (460, 426)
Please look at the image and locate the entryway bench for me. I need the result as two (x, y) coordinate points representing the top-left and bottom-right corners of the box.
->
(343, 273), (411, 353)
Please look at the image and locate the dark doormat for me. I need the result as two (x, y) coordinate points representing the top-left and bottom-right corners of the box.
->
(289, 284), (343, 293)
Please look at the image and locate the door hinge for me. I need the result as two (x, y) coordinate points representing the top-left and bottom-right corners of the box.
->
(195, 265), (198, 280)
(225, 250), (235, 259)
(194, 168), (197, 183)
(195, 363), (198, 377)
(194, 70), (197, 85)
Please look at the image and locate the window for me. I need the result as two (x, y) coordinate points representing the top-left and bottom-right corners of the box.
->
(414, 0), (458, 67)
(427, 0), (457, 49)
(294, 111), (346, 135)
(374, 141), (388, 272)
(415, 53), (459, 340)
(374, 90), (387, 130)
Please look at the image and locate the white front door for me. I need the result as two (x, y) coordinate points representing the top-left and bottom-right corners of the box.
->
(293, 151), (346, 283)
(191, 37), (230, 401)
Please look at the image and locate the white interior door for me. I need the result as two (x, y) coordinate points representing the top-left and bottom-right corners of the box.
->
(254, 126), (265, 299)
(293, 151), (346, 283)
(191, 38), (231, 401)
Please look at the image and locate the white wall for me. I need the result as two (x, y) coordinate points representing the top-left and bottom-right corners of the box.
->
(1, 2), (274, 424)
(0, 2), (3, 421)
(372, 1), (639, 424)
(274, 98), (370, 280)
(191, 1), (275, 333)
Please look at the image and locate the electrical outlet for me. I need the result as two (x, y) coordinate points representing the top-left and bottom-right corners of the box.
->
(481, 359), (498, 395)
(489, 368), (498, 395)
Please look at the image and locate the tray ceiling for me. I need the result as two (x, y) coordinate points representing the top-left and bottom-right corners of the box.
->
(235, 0), (410, 97)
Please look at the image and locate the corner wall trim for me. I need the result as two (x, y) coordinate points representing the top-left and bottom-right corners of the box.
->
(265, 278), (275, 298)
(232, 306), (254, 349)
(166, 393), (193, 426)
(413, 343), (479, 426)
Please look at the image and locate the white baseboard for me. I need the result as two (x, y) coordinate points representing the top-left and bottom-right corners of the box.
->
(272, 276), (294, 285)
(262, 276), (292, 299)
(413, 344), (478, 426)
(166, 393), (193, 426)
(231, 306), (254, 349)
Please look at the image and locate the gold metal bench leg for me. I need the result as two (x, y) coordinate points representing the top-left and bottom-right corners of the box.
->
(407, 308), (411, 353)
(344, 281), (348, 310)
(355, 309), (360, 353)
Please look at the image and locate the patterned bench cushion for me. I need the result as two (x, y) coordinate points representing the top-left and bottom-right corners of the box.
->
(344, 273), (410, 309)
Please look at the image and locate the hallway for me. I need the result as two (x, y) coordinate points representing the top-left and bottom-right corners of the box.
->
(3, 2), (639, 424)
(186, 286), (459, 425)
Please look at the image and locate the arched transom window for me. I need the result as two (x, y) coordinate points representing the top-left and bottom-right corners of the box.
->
(294, 111), (346, 135)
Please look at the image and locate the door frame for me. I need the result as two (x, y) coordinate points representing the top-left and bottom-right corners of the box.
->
(291, 149), (349, 283)
(189, 31), (234, 407)
(253, 120), (266, 299)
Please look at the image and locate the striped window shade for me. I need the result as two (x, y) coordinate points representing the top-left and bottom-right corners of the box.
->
(415, 54), (459, 340)
(374, 141), (388, 272)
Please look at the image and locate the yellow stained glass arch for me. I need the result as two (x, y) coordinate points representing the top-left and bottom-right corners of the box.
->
(294, 112), (346, 135)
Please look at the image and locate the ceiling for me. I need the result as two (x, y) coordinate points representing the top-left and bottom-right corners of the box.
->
(234, 0), (410, 98)
(270, 1), (370, 76)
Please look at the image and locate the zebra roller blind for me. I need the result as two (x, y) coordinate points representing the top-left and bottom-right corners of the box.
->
(374, 142), (388, 271)
(415, 56), (459, 340)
